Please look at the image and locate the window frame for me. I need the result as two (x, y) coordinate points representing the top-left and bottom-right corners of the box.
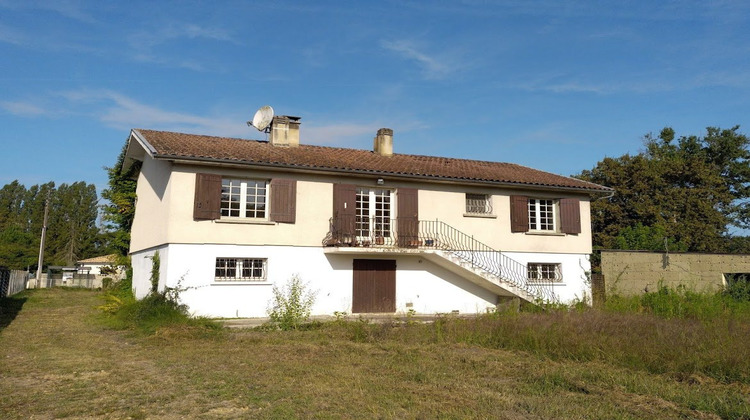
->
(220, 178), (268, 219)
(214, 257), (268, 282)
(527, 263), (562, 283)
(528, 198), (558, 232)
(355, 187), (393, 238)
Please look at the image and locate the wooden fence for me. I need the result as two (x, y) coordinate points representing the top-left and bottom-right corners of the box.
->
(0, 268), (29, 297)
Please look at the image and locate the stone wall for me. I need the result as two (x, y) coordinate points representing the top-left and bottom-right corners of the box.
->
(600, 250), (750, 296)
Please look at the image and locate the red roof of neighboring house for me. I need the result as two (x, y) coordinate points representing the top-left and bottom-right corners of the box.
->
(131, 129), (611, 193)
(77, 254), (118, 265)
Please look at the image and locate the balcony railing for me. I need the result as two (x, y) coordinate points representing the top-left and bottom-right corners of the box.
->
(323, 216), (557, 303)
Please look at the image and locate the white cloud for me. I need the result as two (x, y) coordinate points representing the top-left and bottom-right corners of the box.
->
(4, 89), (425, 147)
(126, 22), (239, 71)
(129, 22), (238, 49)
(0, 23), (27, 46)
(0, 0), (96, 23)
(380, 39), (461, 80)
(0, 100), (47, 116)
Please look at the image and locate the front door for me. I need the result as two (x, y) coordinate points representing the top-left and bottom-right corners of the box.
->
(352, 259), (396, 313)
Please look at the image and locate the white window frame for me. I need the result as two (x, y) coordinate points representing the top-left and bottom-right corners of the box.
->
(221, 178), (268, 219)
(215, 258), (267, 282)
(355, 187), (392, 238)
(465, 193), (492, 215)
(527, 263), (562, 283)
(528, 198), (557, 231)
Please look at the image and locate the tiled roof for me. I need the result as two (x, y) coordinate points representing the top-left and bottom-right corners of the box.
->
(132, 129), (611, 192)
(77, 254), (118, 264)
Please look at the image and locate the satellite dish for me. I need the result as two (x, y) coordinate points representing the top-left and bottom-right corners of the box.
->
(247, 105), (274, 132)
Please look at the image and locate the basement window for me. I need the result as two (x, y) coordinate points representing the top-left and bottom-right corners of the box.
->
(215, 258), (267, 282)
(527, 263), (562, 283)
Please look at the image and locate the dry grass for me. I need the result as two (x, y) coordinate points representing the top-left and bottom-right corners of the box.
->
(1, 289), (749, 419)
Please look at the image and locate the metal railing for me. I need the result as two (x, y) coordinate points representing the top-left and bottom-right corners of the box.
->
(323, 216), (557, 303)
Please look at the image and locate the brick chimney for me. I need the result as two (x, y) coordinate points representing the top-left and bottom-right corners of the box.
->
(373, 128), (393, 157)
(269, 115), (301, 147)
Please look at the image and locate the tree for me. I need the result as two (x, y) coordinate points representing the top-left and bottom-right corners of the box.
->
(47, 182), (100, 266)
(0, 180), (102, 269)
(577, 126), (750, 253)
(100, 144), (139, 259)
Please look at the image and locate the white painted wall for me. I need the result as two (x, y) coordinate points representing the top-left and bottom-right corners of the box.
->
(131, 243), (590, 318)
(502, 251), (592, 304)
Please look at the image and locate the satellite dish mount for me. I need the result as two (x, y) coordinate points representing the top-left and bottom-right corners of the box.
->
(247, 105), (274, 133)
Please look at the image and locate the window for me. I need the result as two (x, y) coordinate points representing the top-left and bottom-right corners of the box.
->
(511, 196), (581, 234)
(528, 263), (562, 282)
(355, 188), (392, 237)
(215, 258), (267, 281)
(528, 198), (556, 231)
(466, 194), (492, 214)
(221, 179), (267, 218)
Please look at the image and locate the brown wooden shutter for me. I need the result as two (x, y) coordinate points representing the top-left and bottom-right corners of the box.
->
(333, 184), (356, 236)
(269, 179), (296, 223)
(510, 195), (529, 232)
(397, 188), (419, 247)
(194, 173), (221, 220)
(560, 198), (581, 234)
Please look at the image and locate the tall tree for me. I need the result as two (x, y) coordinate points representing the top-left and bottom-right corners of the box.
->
(0, 180), (101, 269)
(577, 126), (750, 252)
(100, 144), (140, 259)
(0, 180), (27, 231)
(48, 182), (100, 265)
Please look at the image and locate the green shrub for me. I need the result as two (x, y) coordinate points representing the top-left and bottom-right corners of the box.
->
(725, 274), (750, 302)
(98, 262), (219, 335)
(604, 284), (750, 321)
(267, 275), (316, 330)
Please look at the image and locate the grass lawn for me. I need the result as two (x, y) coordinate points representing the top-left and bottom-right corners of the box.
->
(1, 288), (748, 419)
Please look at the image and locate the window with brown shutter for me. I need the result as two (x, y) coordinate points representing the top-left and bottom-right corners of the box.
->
(269, 179), (296, 223)
(510, 195), (529, 232)
(559, 198), (581, 234)
(194, 173), (221, 220)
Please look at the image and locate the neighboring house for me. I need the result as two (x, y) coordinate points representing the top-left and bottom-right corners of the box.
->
(76, 254), (124, 277)
(123, 116), (611, 318)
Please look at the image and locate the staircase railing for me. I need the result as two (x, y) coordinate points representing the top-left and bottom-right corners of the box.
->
(323, 216), (557, 303)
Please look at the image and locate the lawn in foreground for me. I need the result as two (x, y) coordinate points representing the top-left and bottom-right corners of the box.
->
(0, 289), (748, 419)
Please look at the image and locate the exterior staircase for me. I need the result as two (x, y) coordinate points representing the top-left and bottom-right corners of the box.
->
(323, 217), (557, 305)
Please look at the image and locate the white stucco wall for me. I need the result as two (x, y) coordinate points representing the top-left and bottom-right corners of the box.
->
(503, 251), (592, 303)
(131, 244), (590, 318)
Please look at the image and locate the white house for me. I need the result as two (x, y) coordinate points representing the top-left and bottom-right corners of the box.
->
(123, 116), (611, 318)
(76, 254), (124, 276)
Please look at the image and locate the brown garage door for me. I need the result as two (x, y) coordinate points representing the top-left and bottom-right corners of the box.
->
(352, 259), (396, 313)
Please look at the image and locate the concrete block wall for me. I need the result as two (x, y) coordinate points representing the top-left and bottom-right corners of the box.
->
(600, 251), (750, 296)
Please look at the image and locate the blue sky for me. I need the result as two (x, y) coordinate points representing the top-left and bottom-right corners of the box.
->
(1, 0), (749, 195)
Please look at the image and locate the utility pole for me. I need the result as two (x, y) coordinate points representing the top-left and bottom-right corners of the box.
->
(36, 197), (49, 289)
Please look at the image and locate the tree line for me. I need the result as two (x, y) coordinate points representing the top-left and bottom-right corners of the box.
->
(0, 180), (102, 270)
